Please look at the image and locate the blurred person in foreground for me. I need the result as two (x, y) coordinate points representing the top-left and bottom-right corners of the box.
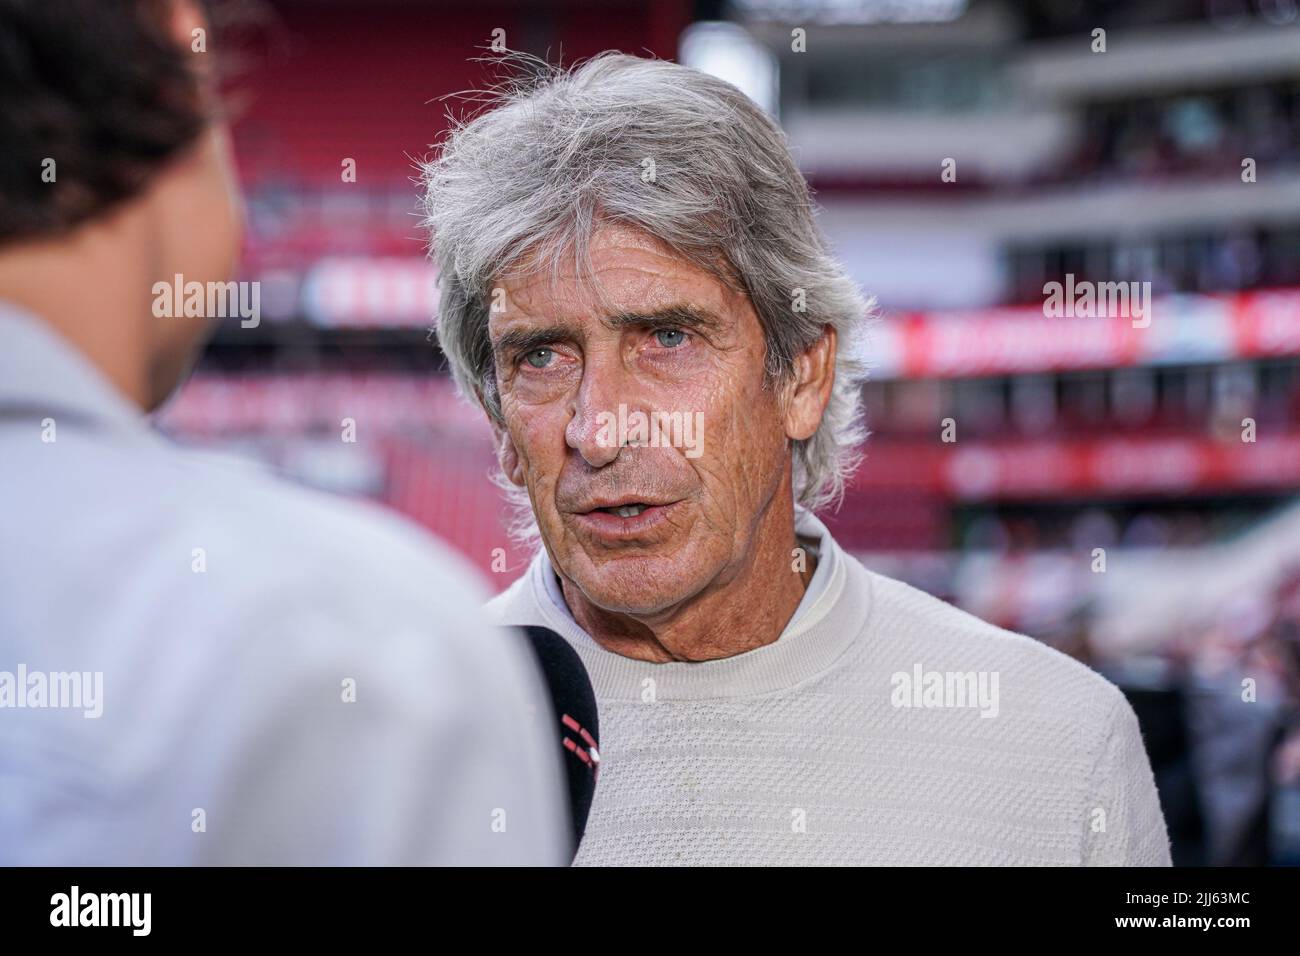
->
(0, 0), (566, 865)
(423, 52), (1172, 866)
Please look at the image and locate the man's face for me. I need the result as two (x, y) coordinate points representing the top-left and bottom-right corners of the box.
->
(490, 223), (796, 616)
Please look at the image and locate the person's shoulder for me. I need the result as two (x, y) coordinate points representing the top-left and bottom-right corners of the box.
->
(132, 446), (533, 736)
(856, 561), (1127, 720)
(154, 443), (492, 617)
(197, 445), (450, 545)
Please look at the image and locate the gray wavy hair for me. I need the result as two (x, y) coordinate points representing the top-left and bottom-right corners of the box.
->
(420, 51), (874, 517)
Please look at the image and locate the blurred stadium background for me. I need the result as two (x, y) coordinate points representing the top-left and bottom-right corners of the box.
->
(163, 0), (1300, 865)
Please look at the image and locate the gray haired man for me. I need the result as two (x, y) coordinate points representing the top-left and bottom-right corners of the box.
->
(423, 53), (1171, 866)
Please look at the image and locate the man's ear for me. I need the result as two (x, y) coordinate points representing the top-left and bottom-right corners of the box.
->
(164, 0), (218, 97)
(783, 325), (837, 442)
(164, 0), (207, 55)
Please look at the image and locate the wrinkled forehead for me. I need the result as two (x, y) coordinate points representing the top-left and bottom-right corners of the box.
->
(489, 222), (743, 328)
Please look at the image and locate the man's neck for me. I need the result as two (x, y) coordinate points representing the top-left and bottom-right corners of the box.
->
(0, 210), (154, 410)
(559, 501), (816, 664)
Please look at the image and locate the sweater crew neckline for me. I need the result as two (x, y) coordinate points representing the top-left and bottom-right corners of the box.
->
(519, 507), (871, 701)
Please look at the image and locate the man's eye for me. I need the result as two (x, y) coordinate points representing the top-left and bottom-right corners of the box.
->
(523, 348), (554, 369)
(654, 329), (685, 348)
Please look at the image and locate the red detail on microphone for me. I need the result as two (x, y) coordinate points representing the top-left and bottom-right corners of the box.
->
(561, 713), (600, 779)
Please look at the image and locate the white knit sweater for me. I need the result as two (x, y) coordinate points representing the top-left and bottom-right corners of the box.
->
(486, 509), (1172, 866)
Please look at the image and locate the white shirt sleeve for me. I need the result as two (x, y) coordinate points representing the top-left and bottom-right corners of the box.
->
(1082, 691), (1173, 866)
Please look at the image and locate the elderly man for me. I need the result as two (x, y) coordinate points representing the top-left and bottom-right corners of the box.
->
(423, 53), (1171, 866)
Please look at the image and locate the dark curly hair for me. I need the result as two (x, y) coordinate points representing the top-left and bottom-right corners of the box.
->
(0, 0), (216, 245)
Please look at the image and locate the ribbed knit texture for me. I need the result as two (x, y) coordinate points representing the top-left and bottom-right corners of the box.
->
(486, 511), (1172, 866)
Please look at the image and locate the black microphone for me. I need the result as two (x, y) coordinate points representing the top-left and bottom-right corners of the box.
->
(517, 625), (600, 858)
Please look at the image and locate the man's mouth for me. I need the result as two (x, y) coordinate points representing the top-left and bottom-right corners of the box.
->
(595, 503), (651, 518)
(569, 498), (680, 539)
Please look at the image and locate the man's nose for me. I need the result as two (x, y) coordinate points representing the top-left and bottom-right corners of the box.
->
(566, 361), (640, 468)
